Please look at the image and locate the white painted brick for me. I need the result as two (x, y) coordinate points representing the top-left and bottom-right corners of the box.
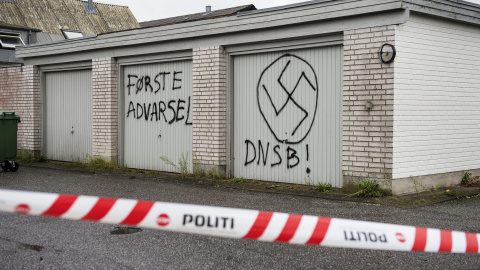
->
(343, 26), (394, 180)
(192, 46), (227, 167)
(92, 58), (118, 160)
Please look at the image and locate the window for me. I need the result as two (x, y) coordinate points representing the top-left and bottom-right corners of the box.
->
(62, 29), (84, 39)
(0, 33), (24, 49)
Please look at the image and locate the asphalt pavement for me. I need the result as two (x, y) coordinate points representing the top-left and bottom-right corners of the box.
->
(0, 166), (479, 269)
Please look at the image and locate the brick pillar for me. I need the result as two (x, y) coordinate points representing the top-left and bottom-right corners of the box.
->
(21, 65), (41, 152)
(192, 46), (227, 172)
(0, 66), (41, 153)
(92, 58), (118, 161)
(342, 26), (395, 190)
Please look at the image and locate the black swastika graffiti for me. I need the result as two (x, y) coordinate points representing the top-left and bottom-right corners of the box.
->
(257, 54), (319, 144)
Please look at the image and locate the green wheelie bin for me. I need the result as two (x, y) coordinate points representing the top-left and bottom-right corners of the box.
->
(0, 112), (21, 172)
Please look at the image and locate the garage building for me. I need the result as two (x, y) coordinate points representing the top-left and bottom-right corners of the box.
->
(8, 0), (480, 194)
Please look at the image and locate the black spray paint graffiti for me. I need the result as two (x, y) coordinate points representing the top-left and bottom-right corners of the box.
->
(244, 140), (311, 173)
(126, 71), (192, 126)
(127, 71), (183, 95)
(245, 54), (319, 174)
(257, 54), (318, 144)
(126, 98), (192, 125)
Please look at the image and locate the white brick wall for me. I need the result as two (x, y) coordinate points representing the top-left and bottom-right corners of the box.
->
(394, 14), (480, 178)
(192, 46), (227, 169)
(92, 58), (118, 160)
(0, 65), (41, 152)
(343, 26), (395, 182)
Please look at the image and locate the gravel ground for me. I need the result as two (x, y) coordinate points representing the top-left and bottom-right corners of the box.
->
(0, 166), (479, 269)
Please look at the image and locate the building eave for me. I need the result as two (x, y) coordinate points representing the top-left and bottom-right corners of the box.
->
(16, 0), (405, 59)
(12, 0), (480, 61)
(402, 0), (480, 26)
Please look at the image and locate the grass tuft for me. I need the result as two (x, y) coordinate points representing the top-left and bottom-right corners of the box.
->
(357, 180), (384, 197)
(15, 151), (47, 163)
(316, 182), (333, 193)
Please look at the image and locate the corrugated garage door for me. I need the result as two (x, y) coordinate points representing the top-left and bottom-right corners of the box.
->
(45, 70), (92, 161)
(123, 60), (192, 172)
(232, 46), (342, 187)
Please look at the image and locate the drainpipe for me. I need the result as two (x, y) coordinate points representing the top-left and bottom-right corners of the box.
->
(27, 30), (31, 44)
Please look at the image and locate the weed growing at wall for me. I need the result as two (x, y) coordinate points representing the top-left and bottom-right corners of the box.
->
(205, 166), (226, 179)
(178, 152), (189, 175)
(462, 171), (472, 183)
(189, 153), (226, 179)
(444, 189), (457, 197)
(409, 176), (429, 194)
(87, 156), (119, 170)
(160, 152), (190, 176)
(304, 176), (313, 186)
(16, 151), (47, 163)
(460, 171), (477, 187)
(160, 156), (177, 169)
(205, 167), (218, 178)
(343, 180), (384, 198)
(315, 182), (333, 193)
(233, 177), (246, 183)
(357, 180), (384, 197)
(65, 155), (125, 173)
(192, 152), (205, 177)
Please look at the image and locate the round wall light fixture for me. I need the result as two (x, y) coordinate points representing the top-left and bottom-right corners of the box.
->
(378, 43), (396, 63)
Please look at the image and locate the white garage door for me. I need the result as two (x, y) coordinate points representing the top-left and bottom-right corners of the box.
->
(123, 60), (192, 172)
(232, 46), (342, 186)
(45, 69), (92, 162)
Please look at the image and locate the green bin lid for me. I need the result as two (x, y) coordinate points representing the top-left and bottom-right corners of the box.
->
(0, 112), (20, 121)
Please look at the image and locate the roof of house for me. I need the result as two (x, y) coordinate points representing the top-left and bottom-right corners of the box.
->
(140, 5), (257, 28)
(0, 0), (139, 36)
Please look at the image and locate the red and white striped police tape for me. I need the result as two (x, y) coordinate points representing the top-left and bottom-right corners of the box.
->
(0, 189), (478, 253)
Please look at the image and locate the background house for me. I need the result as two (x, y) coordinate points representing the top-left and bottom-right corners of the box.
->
(0, 22), (40, 66)
(0, 0), (139, 66)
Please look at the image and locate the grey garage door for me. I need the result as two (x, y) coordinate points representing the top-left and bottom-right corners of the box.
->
(122, 60), (192, 172)
(44, 69), (92, 162)
(232, 46), (343, 187)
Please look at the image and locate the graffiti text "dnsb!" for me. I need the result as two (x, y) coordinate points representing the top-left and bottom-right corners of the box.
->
(244, 139), (310, 170)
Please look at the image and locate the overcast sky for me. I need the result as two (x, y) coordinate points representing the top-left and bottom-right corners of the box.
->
(94, 0), (480, 23)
